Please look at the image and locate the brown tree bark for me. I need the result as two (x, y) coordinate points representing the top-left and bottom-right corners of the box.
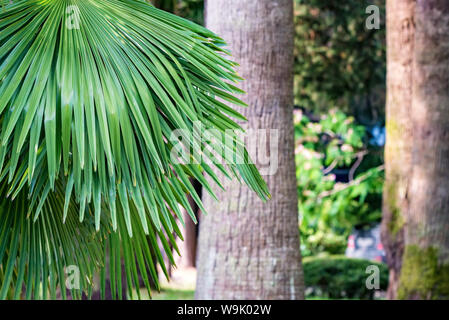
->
(397, 0), (449, 299)
(195, 0), (304, 300)
(381, 0), (415, 300)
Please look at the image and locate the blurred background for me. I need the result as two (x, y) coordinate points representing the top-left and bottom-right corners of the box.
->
(147, 0), (389, 301)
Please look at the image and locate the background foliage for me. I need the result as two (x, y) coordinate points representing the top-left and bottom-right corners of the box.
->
(294, 0), (386, 125)
(294, 109), (384, 257)
(151, 0), (204, 25)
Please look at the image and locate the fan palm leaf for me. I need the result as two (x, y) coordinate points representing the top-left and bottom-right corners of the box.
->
(0, 0), (270, 299)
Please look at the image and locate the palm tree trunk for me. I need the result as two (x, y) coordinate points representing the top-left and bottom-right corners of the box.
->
(381, 0), (415, 300)
(195, 0), (304, 300)
(397, 0), (449, 299)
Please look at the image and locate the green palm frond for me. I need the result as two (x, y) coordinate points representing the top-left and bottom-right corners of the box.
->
(0, 182), (103, 300)
(0, 0), (270, 299)
(0, 181), (181, 299)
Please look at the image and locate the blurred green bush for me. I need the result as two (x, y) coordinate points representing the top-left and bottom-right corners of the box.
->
(294, 109), (384, 257)
(151, 0), (204, 25)
(303, 255), (388, 299)
(294, 0), (386, 125)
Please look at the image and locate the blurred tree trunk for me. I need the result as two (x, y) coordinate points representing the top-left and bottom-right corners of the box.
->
(174, 211), (197, 268)
(195, 0), (304, 300)
(381, 0), (415, 300)
(174, 179), (201, 269)
(397, 0), (449, 299)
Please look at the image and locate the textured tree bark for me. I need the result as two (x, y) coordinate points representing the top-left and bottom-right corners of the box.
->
(397, 0), (449, 299)
(381, 0), (415, 300)
(195, 0), (304, 300)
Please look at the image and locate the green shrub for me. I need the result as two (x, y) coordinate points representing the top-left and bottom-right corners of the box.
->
(152, 0), (205, 25)
(295, 109), (384, 257)
(303, 255), (388, 299)
(294, 0), (386, 123)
